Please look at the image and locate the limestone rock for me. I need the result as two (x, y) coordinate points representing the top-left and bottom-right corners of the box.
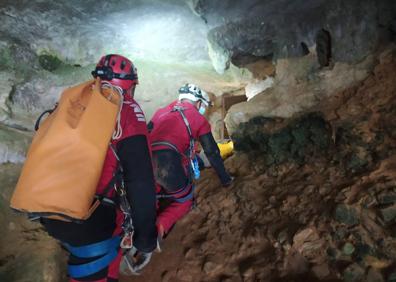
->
(0, 71), (15, 122)
(225, 53), (372, 135)
(245, 77), (274, 101)
(204, 0), (393, 73)
(0, 125), (31, 164)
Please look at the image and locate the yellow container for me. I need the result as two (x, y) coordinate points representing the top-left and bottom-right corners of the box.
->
(218, 140), (234, 159)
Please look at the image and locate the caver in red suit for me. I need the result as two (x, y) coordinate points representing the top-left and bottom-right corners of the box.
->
(41, 54), (157, 282)
(148, 83), (233, 238)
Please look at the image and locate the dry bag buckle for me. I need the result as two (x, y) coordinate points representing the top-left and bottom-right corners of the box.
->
(121, 231), (134, 249)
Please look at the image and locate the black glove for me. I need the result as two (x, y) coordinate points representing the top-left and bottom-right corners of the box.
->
(199, 133), (231, 183)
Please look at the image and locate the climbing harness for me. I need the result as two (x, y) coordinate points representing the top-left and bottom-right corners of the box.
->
(62, 236), (121, 279)
(151, 104), (200, 204)
(108, 144), (134, 249)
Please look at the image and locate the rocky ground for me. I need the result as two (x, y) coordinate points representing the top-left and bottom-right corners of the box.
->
(121, 45), (396, 282)
(0, 164), (67, 282)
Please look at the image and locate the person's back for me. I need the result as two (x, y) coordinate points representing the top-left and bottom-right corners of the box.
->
(150, 100), (211, 159)
(148, 83), (233, 239)
(41, 54), (158, 281)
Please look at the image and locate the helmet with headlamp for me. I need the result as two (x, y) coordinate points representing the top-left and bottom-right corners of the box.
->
(178, 83), (211, 114)
(91, 54), (138, 92)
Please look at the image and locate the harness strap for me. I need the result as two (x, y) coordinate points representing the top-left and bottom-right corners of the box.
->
(63, 236), (120, 258)
(152, 105), (199, 204)
(95, 144), (124, 200)
(94, 195), (116, 206)
(157, 184), (195, 203)
(152, 141), (181, 155)
(172, 105), (194, 159)
(68, 249), (119, 278)
(64, 236), (121, 278)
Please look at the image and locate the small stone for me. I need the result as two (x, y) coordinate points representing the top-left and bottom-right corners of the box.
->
(380, 204), (396, 223)
(335, 204), (360, 226)
(283, 249), (309, 275)
(319, 185), (332, 196)
(184, 248), (197, 259)
(364, 255), (391, 269)
(366, 268), (384, 282)
(278, 230), (288, 244)
(203, 261), (217, 274)
(8, 222), (16, 231)
(176, 268), (193, 281)
(161, 270), (176, 282)
(342, 242), (355, 256)
(378, 193), (396, 205)
(343, 263), (365, 282)
(312, 263), (330, 279)
(242, 267), (255, 278)
(293, 227), (320, 248)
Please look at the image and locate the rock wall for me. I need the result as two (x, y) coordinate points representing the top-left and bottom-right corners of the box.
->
(191, 0), (396, 74)
(224, 48), (375, 135)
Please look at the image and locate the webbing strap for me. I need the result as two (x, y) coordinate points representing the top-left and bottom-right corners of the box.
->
(157, 185), (195, 203)
(67, 249), (119, 278)
(172, 105), (194, 159)
(173, 185), (195, 203)
(63, 236), (120, 258)
(151, 141), (181, 155)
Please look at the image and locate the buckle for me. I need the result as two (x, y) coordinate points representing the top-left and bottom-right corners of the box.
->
(120, 231), (134, 249)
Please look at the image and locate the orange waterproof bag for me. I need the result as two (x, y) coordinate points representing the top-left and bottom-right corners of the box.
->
(10, 79), (121, 222)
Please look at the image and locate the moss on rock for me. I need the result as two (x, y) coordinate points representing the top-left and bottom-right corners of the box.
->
(38, 54), (63, 72)
(232, 112), (332, 165)
(0, 47), (14, 69)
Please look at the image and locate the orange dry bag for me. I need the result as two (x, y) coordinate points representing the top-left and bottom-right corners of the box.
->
(10, 78), (121, 222)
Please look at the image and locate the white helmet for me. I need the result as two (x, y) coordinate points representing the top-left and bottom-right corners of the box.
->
(178, 83), (211, 107)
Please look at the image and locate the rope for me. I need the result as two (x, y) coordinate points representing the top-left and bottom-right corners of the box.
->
(100, 81), (124, 140)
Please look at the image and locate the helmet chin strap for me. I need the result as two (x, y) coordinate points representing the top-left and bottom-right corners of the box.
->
(128, 86), (136, 98)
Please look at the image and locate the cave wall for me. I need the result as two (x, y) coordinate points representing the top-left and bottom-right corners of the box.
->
(189, 0), (396, 74)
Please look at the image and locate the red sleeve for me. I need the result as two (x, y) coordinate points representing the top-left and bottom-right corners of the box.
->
(120, 101), (149, 139)
(196, 116), (211, 138)
(157, 200), (193, 233)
